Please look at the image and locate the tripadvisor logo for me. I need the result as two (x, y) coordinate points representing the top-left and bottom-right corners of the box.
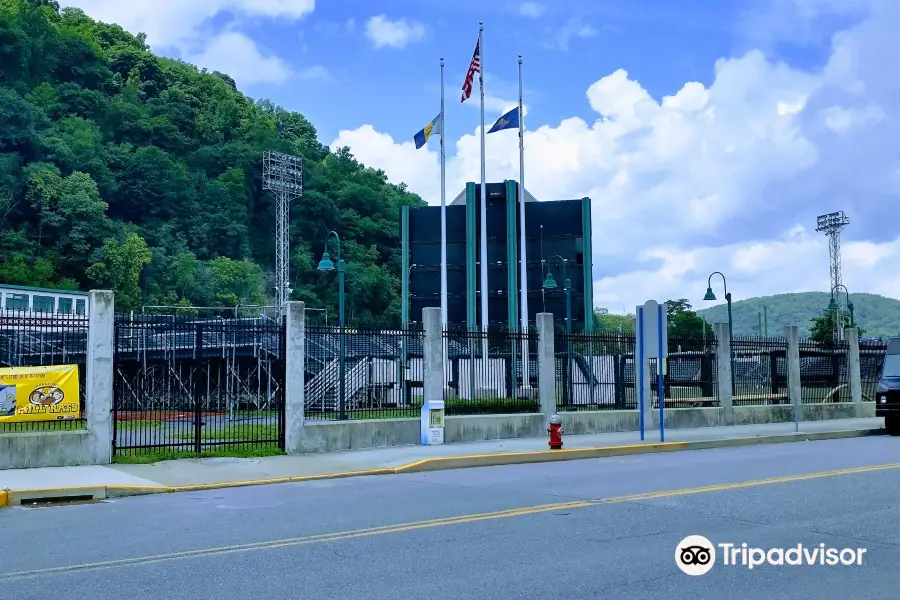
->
(675, 535), (867, 575)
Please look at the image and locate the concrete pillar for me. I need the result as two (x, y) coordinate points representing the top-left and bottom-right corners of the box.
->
(785, 325), (802, 428)
(537, 313), (556, 423)
(86, 290), (114, 464)
(284, 301), (305, 454)
(714, 322), (733, 424)
(423, 307), (444, 402)
(846, 327), (863, 416)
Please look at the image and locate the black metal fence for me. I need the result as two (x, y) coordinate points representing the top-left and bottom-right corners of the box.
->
(554, 330), (635, 410)
(0, 311), (88, 432)
(304, 325), (424, 420)
(798, 338), (850, 403)
(731, 336), (789, 405)
(553, 332), (717, 410)
(442, 327), (540, 415)
(112, 314), (285, 457)
(652, 335), (718, 409)
(860, 338), (888, 400)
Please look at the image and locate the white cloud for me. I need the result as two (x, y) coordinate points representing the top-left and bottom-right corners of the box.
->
(592, 230), (900, 315)
(184, 31), (293, 85)
(519, 2), (545, 18)
(331, 0), (900, 312)
(62, 0), (315, 47)
(821, 104), (884, 133)
(62, 0), (316, 87)
(364, 15), (427, 49)
(295, 65), (333, 82)
(545, 18), (598, 51)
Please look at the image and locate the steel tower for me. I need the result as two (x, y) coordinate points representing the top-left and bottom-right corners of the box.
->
(262, 151), (303, 314)
(815, 211), (850, 341)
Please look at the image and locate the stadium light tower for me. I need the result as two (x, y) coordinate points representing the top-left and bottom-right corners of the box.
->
(262, 151), (303, 314)
(815, 211), (850, 341)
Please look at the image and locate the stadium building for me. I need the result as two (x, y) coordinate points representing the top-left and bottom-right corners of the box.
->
(400, 180), (594, 331)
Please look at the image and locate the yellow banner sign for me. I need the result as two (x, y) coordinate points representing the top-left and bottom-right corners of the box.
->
(0, 364), (81, 422)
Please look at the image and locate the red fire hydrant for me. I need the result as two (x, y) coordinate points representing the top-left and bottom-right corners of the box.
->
(548, 413), (563, 450)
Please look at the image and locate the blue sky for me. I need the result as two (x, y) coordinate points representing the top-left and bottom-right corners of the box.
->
(65, 0), (900, 311)
(245, 0), (847, 144)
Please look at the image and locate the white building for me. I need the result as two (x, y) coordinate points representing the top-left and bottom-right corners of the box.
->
(0, 284), (89, 316)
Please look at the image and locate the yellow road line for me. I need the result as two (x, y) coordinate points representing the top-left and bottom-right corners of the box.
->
(2, 461), (898, 581)
(601, 462), (900, 503)
(0, 500), (593, 580)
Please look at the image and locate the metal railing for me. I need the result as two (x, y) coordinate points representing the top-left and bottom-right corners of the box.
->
(112, 314), (285, 457)
(442, 326), (540, 415)
(0, 310), (88, 432)
(304, 325), (424, 420)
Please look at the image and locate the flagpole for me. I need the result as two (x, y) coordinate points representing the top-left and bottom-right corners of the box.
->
(517, 54), (529, 388)
(478, 22), (488, 363)
(440, 57), (449, 384)
(440, 58), (448, 330)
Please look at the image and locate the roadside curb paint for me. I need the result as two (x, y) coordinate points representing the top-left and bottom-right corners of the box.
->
(0, 427), (886, 507)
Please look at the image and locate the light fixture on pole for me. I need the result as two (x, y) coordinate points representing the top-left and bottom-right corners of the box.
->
(318, 231), (347, 420)
(703, 271), (735, 393)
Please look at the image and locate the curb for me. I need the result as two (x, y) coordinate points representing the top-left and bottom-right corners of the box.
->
(0, 427), (886, 507)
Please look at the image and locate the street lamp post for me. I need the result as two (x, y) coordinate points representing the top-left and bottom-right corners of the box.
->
(317, 231), (347, 420)
(703, 271), (735, 393)
(828, 284), (854, 333)
(543, 255), (572, 403)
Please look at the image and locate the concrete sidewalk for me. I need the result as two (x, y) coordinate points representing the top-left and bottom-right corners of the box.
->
(0, 417), (886, 505)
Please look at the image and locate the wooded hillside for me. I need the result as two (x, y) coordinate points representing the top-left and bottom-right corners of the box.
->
(0, 0), (423, 325)
(697, 292), (900, 338)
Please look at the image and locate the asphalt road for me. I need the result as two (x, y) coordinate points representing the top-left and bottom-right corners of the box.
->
(2, 437), (900, 600)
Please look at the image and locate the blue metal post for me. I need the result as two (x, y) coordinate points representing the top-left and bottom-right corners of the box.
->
(657, 302), (664, 442)
(637, 306), (645, 441)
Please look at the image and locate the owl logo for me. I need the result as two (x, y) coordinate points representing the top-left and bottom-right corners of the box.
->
(0, 385), (16, 416)
(28, 386), (65, 406)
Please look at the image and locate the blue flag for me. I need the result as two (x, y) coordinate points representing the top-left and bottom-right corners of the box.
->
(414, 112), (442, 149)
(487, 107), (519, 134)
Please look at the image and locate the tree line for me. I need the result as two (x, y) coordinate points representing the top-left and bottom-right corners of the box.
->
(0, 0), (422, 325)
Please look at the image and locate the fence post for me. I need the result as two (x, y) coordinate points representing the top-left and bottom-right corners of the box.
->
(86, 290), (114, 464)
(284, 301), (305, 454)
(785, 325), (801, 430)
(423, 307), (444, 405)
(537, 313), (555, 424)
(714, 322), (733, 424)
(845, 327), (863, 416)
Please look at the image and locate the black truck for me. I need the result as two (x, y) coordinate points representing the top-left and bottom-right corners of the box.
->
(876, 337), (900, 436)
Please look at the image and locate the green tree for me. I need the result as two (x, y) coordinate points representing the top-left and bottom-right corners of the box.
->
(208, 257), (265, 306)
(665, 299), (709, 337)
(0, 0), (424, 321)
(25, 163), (109, 273)
(809, 310), (866, 344)
(86, 232), (151, 311)
(593, 310), (634, 333)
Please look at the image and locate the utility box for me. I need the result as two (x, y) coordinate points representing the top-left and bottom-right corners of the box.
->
(420, 399), (445, 445)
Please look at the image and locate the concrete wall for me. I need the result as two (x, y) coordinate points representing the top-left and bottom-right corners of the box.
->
(294, 401), (877, 453)
(0, 431), (108, 469)
(0, 290), (114, 470)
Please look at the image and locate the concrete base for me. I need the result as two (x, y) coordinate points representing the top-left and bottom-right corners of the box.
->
(0, 430), (110, 470)
(293, 402), (876, 454)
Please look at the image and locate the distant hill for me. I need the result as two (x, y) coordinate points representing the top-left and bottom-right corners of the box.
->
(696, 292), (900, 338)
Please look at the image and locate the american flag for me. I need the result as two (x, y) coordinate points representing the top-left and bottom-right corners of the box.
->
(460, 37), (481, 103)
